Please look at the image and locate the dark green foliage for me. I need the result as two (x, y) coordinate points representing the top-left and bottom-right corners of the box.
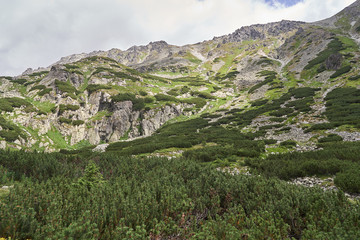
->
(64, 64), (80, 69)
(144, 97), (154, 103)
(318, 134), (343, 143)
(38, 88), (52, 96)
(192, 91), (215, 99)
(0, 117), (27, 142)
(59, 117), (72, 124)
(304, 123), (335, 132)
(139, 90), (148, 96)
(251, 99), (268, 107)
(280, 140), (297, 147)
(28, 71), (49, 77)
(30, 85), (46, 91)
(356, 25), (360, 32)
(330, 65), (352, 78)
(1, 76), (12, 80)
(247, 142), (360, 191)
(11, 79), (27, 85)
(181, 98), (207, 108)
(0, 151), (359, 239)
(269, 108), (294, 117)
(349, 75), (360, 81)
(289, 87), (319, 98)
(180, 86), (190, 94)
(111, 93), (145, 111)
(324, 87), (360, 128)
(154, 94), (178, 102)
(59, 104), (80, 115)
(92, 67), (140, 82)
(269, 117), (286, 122)
(86, 84), (112, 94)
(249, 71), (277, 93)
(264, 139), (277, 144)
(0, 97), (34, 113)
(72, 120), (85, 126)
(335, 167), (360, 193)
(55, 80), (78, 98)
(304, 38), (344, 70)
(286, 97), (313, 112)
(167, 88), (179, 96)
(0, 130), (20, 142)
(256, 57), (275, 65)
(221, 69), (239, 80)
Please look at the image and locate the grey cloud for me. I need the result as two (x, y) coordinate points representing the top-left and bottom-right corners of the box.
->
(0, 0), (355, 76)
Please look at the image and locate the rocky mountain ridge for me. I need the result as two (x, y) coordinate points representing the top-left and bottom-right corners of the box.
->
(0, 0), (359, 153)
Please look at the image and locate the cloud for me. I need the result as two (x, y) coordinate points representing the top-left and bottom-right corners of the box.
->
(0, 0), (356, 76)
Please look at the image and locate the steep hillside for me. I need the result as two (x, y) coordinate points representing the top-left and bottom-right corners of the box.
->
(0, 1), (359, 155)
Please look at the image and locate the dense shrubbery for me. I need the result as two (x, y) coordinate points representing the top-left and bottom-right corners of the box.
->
(55, 80), (78, 99)
(247, 141), (360, 193)
(0, 97), (35, 113)
(11, 79), (27, 85)
(0, 117), (27, 142)
(248, 71), (277, 93)
(324, 87), (360, 128)
(111, 93), (145, 111)
(58, 104), (80, 115)
(304, 38), (344, 70)
(0, 150), (359, 239)
(86, 84), (112, 94)
(330, 65), (352, 78)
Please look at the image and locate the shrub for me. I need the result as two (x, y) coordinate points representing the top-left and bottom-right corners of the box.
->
(72, 120), (85, 126)
(304, 38), (344, 70)
(30, 85), (46, 91)
(86, 84), (111, 94)
(335, 168), (360, 193)
(280, 140), (297, 147)
(11, 79), (27, 85)
(330, 65), (352, 78)
(55, 80), (78, 98)
(112, 93), (145, 111)
(59, 104), (80, 115)
(38, 88), (52, 96)
(349, 75), (360, 81)
(154, 94), (178, 102)
(318, 134), (343, 143)
(59, 117), (72, 124)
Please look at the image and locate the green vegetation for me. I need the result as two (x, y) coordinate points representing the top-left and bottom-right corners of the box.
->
(86, 84), (112, 94)
(247, 141), (360, 192)
(0, 150), (359, 239)
(330, 65), (352, 78)
(11, 79), (27, 85)
(0, 97), (35, 113)
(304, 38), (344, 70)
(111, 93), (145, 111)
(55, 80), (78, 99)
(0, 117), (27, 142)
(324, 87), (360, 128)
(249, 71), (277, 93)
(59, 104), (80, 115)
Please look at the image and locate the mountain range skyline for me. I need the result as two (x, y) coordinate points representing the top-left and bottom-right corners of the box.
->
(0, 0), (355, 76)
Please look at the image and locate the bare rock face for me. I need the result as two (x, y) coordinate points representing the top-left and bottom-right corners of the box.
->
(325, 53), (343, 70)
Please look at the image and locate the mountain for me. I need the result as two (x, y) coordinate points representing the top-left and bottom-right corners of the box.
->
(0, 1), (359, 153)
(1, 1), (360, 239)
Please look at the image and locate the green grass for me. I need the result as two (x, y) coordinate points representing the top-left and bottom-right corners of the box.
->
(46, 127), (69, 149)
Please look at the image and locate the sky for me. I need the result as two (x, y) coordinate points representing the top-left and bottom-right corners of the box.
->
(0, 0), (356, 76)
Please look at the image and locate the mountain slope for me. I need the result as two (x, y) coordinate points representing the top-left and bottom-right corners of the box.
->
(0, 1), (359, 154)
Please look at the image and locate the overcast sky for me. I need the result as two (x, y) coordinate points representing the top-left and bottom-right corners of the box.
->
(0, 0), (356, 76)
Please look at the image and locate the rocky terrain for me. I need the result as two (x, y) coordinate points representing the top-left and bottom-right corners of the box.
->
(0, 0), (359, 154)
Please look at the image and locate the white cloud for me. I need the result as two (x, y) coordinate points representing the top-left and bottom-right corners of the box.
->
(0, 0), (356, 76)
